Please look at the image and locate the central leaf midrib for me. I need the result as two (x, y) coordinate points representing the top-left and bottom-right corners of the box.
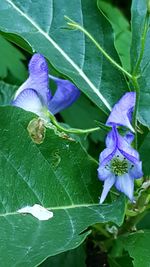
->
(0, 203), (100, 217)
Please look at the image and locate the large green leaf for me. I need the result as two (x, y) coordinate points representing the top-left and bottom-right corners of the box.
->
(0, 0), (128, 114)
(0, 35), (27, 81)
(119, 231), (150, 267)
(131, 0), (150, 127)
(0, 106), (125, 267)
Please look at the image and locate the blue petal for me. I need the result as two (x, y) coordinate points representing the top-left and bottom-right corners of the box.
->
(99, 175), (116, 204)
(115, 173), (134, 201)
(124, 132), (135, 144)
(106, 92), (136, 132)
(48, 75), (80, 114)
(12, 88), (44, 117)
(99, 128), (117, 165)
(14, 53), (52, 107)
(129, 161), (143, 179)
(105, 127), (117, 148)
(98, 165), (112, 181)
(114, 127), (140, 163)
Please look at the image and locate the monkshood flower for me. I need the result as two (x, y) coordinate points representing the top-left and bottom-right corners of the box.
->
(98, 126), (143, 204)
(12, 53), (80, 119)
(106, 92), (136, 132)
(98, 91), (143, 203)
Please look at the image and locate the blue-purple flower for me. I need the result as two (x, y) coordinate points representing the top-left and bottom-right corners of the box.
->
(12, 53), (80, 119)
(98, 126), (143, 203)
(98, 92), (143, 203)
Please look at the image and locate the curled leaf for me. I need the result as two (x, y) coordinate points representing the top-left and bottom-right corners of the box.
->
(27, 118), (46, 144)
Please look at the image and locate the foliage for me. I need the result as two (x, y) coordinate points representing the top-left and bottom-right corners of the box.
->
(0, 0), (150, 266)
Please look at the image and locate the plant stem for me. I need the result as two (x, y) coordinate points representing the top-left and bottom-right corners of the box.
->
(120, 188), (150, 235)
(119, 210), (147, 235)
(65, 16), (132, 80)
(48, 112), (100, 134)
(132, 76), (140, 149)
(93, 224), (110, 238)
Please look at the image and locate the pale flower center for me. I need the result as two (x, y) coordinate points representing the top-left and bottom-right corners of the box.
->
(111, 157), (128, 176)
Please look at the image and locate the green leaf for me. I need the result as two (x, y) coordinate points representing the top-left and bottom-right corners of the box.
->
(97, 0), (131, 72)
(39, 243), (86, 267)
(139, 131), (150, 176)
(0, 81), (16, 105)
(131, 0), (150, 127)
(137, 211), (150, 230)
(0, 31), (33, 54)
(0, 0), (128, 113)
(108, 255), (133, 267)
(119, 230), (150, 267)
(0, 106), (125, 267)
(0, 35), (27, 81)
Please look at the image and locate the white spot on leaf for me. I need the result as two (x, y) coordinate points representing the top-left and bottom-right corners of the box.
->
(17, 204), (53, 221)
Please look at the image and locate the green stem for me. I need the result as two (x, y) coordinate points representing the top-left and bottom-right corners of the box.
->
(93, 224), (110, 238)
(132, 76), (140, 149)
(48, 112), (100, 134)
(65, 16), (132, 79)
(119, 210), (147, 235)
(120, 189), (150, 234)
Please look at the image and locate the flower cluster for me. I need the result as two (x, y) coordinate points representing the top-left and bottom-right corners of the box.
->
(11, 53), (143, 204)
(98, 92), (143, 204)
(12, 53), (80, 119)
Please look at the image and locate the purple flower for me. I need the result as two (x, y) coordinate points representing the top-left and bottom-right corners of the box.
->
(98, 126), (143, 204)
(106, 92), (136, 132)
(12, 53), (80, 119)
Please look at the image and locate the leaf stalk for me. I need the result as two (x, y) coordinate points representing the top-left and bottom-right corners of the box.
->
(48, 112), (100, 134)
(65, 16), (132, 80)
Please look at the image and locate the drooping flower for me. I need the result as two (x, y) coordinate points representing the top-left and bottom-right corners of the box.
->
(106, 92), (136, 132)
(98, 126), (143, 204)
(98, 91), (143, 203)
(12, 53), (80, 119)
